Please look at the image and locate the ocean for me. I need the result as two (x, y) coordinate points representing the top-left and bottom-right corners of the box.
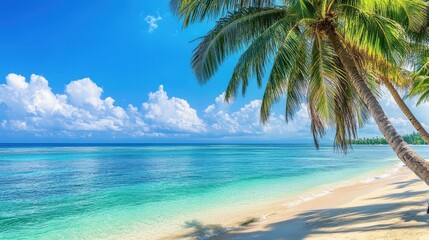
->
(1, 144), (429, 239)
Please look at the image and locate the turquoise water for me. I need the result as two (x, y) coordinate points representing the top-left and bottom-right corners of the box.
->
(1, 144), (429, 239)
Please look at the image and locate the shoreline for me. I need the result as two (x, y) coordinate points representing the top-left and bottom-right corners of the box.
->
(169, 164), (429, 240)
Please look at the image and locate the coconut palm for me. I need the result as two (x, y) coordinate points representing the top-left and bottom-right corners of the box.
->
(410, 76), (429, 104)
(384, 78), (429, 144)
(352, 48), (429, 144)
(410, 54), (429, 106)
(171, 0), (429, 184)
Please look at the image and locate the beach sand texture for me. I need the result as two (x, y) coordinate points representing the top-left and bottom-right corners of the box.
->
(179, 166), (429, 240)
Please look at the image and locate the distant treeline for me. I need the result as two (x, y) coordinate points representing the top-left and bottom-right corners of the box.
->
(352, 132), (427, 145)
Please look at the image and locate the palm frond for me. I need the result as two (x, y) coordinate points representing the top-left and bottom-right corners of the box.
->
(224, 15), (297, 102)
(191, 7), (287, 83)
(170, 0), (275, 27)
(307, 35), (333, 149)
(340, 0), (428, 31)
(337, 3), (409, 66)
(409, 75), (429, 105)
(259, 27), (310, 123)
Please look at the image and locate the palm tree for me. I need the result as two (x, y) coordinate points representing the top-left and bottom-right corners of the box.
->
(352, 48), (429, 144)
(171, 0), (429, 184)
(384, 79), (429, 144)
(410, 75), (429, 104)
(410, 55), (429, 106)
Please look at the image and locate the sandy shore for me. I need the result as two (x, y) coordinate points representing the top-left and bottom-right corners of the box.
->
(173, 165), (429, 240)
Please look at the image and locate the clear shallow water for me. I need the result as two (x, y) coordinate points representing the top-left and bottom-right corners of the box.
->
(1, 144), (429, 239)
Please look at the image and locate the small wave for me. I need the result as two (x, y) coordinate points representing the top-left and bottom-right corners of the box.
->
(284, 163), (404, 208)
(360, 162), (404, 183)
(286, 188), (334, 207)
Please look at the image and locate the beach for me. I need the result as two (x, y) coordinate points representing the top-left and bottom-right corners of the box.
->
(198, 166), (429, 240)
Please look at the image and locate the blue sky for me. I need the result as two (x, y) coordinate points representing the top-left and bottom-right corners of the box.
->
(0, 0), (428, 143)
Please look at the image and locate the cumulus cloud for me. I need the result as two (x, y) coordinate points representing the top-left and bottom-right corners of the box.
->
(1, 73), (427, 141)
(0, 74), (313, 140)
(0, 74), (143, 134)
(0, 74), (210, 139)
(203, 93), (310, 138)
(144, 15), (162, 33)
(66, 78), (104, 108)
(142, 85), (206, 133)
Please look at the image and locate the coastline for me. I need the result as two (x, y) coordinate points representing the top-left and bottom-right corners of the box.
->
(169, 164), (429, 240)
(5, 145), (422, 240)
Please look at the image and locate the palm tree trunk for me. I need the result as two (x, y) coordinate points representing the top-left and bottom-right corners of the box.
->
(383, 79), (429, 143)
(325, 27), (429, 185)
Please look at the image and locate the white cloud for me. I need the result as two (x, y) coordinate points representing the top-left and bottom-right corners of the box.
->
(2, 74), (428, 141)
(0, 74), (311, 140)
(6, 74), (28, 89)
(66, 78), (104, 108)
(0, 74), (208, 138)
(144, 15), (162, 33)
(203, 93), (310, 138)
(0, 74), (138, 133)
(142, 85), (206, 133)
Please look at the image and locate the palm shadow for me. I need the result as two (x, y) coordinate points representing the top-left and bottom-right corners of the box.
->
(178, 220), (228, 239)
(391, 179), (421, 189)
(180, 179), (428, 239)
(219, 179), (429, 239)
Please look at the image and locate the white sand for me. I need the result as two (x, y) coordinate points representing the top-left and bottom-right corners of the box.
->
(208, 166), (429, 240)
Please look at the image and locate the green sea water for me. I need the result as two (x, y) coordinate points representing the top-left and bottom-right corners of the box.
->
(1, 144), (429, 239)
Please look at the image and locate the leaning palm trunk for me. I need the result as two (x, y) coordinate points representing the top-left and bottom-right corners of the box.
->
(383, 79), (429, 143)
(325, 27), (429, 185)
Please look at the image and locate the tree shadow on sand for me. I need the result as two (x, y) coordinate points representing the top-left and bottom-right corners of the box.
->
(218, 179), (429, 240)
(177, 217), (261, 239)
(178, 220), (228, 239)
(391, 179), (421, 189)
